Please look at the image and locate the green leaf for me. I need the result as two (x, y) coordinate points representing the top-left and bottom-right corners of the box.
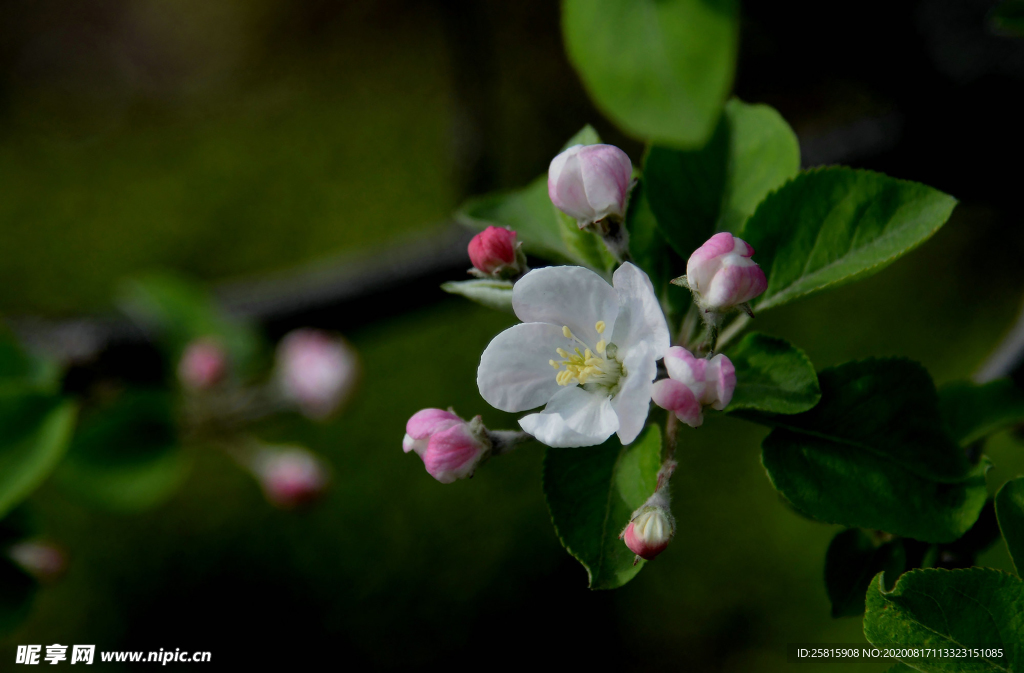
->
(864, 568), (1024, 672)
(119, 273), (263, 377)
(562, 0), (738, 147)
(440, 279), (514, 314)
(825, 529), (906, 618)
(55, 390), (188, 512)
(756, 359), (987, 543)
(939, 379), (1024, 446)
(724, 332), (820, 414)
(644, 99), (800, 259)
(991, 0), (1024, 36)
(0, 333), (61, 392)
(0, 555), (37, 635)
(995, 477), (1024, 576)
(741, 167), (957, 312)
(543, 426), (661, 589)
(0, 388), (77, 519)
(456, 126), (615, 273)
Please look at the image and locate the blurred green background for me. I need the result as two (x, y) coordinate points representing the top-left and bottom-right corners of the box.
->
(1, 0), (1023, 670)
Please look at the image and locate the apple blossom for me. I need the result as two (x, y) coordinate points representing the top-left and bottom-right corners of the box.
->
(679, 232), (767, 314)
(277, 329), (358, 419)
(403, 408), (491, 484)
(468, 226), (526, 279)
(620, 490), (675, 562)
(177, 338), (227, 390)
(548, 144), (633, 227)
(477, 262), (669, 448)
(253, 446), (329, 508)
(652, 347), (736, 428)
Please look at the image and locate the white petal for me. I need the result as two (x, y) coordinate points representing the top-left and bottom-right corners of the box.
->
(512, 266), (619, 348)
(477, 323), (564, 412)
(519, 386), (618, 448)
(611, 343), (657, 445)
(609, 262), (670, 357)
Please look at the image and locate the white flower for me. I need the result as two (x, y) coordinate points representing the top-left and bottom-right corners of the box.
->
(477, 263), (670, 447)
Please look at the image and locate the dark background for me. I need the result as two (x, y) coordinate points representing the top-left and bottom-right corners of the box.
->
(1, 0), (1022, 670)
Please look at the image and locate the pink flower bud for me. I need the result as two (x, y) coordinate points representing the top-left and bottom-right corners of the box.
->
(685, 232), (767, 312)
(548, 144), (633, 226)
(652, 347), (735, 428)
(277, 329), (358, 419)
(402, 408), (491, 484)
(621, 504), (674, 561)
(177, 338), (227, 390)
(468, 226), (522, 277)
(8, 541), (67, 582)
(254, 447), (329, 508)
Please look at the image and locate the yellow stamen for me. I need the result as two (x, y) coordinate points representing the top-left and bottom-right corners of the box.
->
(562, 326), (573, 339)
(596, 340), (606, 354)
(584, 348), (594, 360)
(595, 321), (606, 334)
(556, 348), (570, 358)
(549, 359), (559, 369)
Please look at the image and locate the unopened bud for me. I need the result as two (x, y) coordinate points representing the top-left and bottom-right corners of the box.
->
(468, 226), (525, 279)
(548, 144), (633, 227)
(253, 447), (329, 508)
(277, 329), (358, 419)
(403, 408), (491, 484)
(177, 338), (227, 390)
(652, 347), (735, 428)
(8, 541), (67, 582)
(682, 232), (767, 313)
(621, 505), (675, 561)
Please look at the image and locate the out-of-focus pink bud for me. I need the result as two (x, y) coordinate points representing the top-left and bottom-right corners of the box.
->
(620, 498), (675, 561)
(254, 447), (329, 508)
(548, 144), (633, 227)
(177, 338), (227, 390)
(684, 232), (767, 312)
(652, 347), (735, 428)
(468, 226), (524, 278)
(8, 541), (67, 582)
(277, 329), (358, 420)
(402, 408), (491, 484)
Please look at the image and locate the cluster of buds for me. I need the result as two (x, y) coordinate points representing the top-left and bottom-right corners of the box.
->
(276, 329), (359, 420)
(674, 232), (767, 319)
(548, 143), (634, 259)
(468, 226), (527, 280)
(250, 446), (330, 509)
(621, 461), (677, 563)
(177, 338), (228, 391)
(652, 347), (736, 427)
(8, 541), (67, 582)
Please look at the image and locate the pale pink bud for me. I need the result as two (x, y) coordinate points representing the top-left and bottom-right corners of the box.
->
(685, 232), (767, 311)
(548, 144), (633, 226)
(177, 338), (227, 390)
(8, 541), (67, 582)
(621, 504), (674, 561)
(468, 226), (522, 277)
(652, 347), (735, 428)
(277, 329), (358, 419)
(402, 408), (491, 484)
(255, 447), (329, 508)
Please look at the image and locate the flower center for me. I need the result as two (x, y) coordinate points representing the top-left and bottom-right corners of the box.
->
(548, 321), (625, 394)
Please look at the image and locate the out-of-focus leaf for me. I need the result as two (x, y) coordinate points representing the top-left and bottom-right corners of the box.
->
(741, 168), (957, 312)
(825, 529), (905, 618)
(440, 279), (514, 314)
(0, 388), (77, 519)
(0, 333), (61, 392)
(0, 506), (37, 548)
(724, 332), (820, 414)
(939, 379), (1024, 446)
(991, 0), (1024, 36)
(55, 390), (188, 512)
(754, 359), (987, 543)
(644, 99), (799, 259)
(543, 426), (661, 590)
(864, 568), (1024, 672)
(119, 273), (263, 378)
(563, 0), (738, 147)
(995, 477), (1024, 576)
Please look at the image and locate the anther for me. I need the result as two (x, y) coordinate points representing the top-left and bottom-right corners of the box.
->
(595, 321), (606, 334)
(562, 326), (573, 339)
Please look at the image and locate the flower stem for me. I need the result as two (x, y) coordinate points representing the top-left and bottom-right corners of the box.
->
(715, 313), (751, 351)
(488, 430), (534, 456)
